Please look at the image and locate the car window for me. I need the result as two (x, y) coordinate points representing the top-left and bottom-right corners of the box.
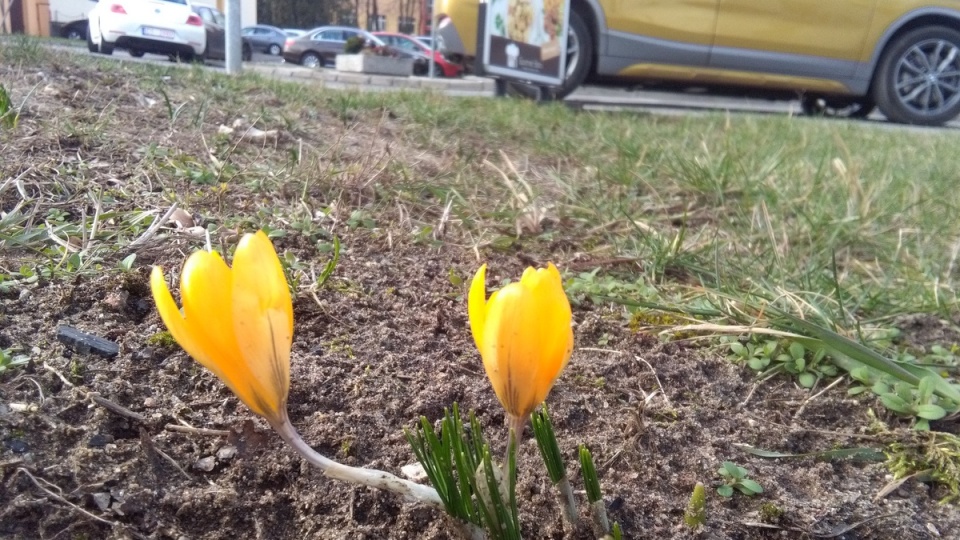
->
(316, 30), (342, 41)
(197, 7), (215, 23)
(212, 10), (225, 26)
(242, 28), (254, 36)
(395, 38), (420, 52)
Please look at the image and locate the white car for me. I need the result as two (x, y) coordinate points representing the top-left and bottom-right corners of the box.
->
(87, 0), (206, 60)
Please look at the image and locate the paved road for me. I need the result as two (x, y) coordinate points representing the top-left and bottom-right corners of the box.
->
(48, 42), (960, 131)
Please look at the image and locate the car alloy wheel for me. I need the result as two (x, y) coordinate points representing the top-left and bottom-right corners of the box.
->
(301, 52), (321, 69)
(874, 26), (960, 125)
(269, 43), (282, 55)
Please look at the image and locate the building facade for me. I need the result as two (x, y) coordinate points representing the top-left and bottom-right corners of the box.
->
(349, 0), (432, 35)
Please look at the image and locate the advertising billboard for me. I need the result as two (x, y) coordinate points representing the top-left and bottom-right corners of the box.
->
(481, 0), (570, 87)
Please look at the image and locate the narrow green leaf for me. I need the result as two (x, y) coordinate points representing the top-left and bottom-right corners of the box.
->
(580, 446), (603, 503)
(734, 443), (885, 461)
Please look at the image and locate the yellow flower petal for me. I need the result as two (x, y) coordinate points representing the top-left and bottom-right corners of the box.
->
(468, 264), (488, 353)
(471, 262), (574, 420)
(149, 231), (294, 423)
(230, 231), (292, 419)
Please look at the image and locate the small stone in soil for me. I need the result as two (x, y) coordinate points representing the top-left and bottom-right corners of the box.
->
(92, 493), (112, 512)
(103, 291), (129, 312)
(88, 433), (114, 448)
(401, 462), (428, 482)
(56, 326), (120, 359)
(194, 456), (216, 472)
(6, 439), (29, 453)
(217, 446), (238, 461)
(143, 397), (158, 408)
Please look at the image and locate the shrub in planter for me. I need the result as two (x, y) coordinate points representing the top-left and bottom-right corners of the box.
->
(344, 35), (365, 54)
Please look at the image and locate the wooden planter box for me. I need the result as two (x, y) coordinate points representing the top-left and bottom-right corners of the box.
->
(335, 54), (414, 77)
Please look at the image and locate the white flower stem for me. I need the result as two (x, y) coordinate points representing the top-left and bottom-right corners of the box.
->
(556, 475), (579, 525)
(270, 417), (443, 508)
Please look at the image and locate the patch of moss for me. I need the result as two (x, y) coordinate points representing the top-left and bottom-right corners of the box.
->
(759, 502), (783, 523)
(887, 432), (960, 504)
(147, 331), (177, 348)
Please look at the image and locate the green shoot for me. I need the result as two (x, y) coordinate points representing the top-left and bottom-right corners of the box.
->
(579, 445), (609, 533)
(531, 405), (577, 523)
(716, 461), (762, 497)
(683, 482), (707, 528)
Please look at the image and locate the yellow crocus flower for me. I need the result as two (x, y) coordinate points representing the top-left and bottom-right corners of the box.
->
(150, 231), (293, 426)
(468, 263), (574, 425)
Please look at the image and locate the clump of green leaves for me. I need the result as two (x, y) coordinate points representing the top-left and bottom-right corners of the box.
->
(716, 461), (763, 497)
(0, 83), (19, 129)
(0, 348), (29, 374)
(727, 338), (836, 388)
(405, 404), (518, 540)
(565, 268), (657, 307)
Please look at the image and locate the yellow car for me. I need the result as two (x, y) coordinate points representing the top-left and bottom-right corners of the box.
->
(435, 0), (960, 125)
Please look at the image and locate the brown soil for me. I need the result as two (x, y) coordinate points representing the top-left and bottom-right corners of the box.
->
(1, 55), (959, 540)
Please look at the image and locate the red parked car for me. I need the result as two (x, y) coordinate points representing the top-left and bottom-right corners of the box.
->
(373, 32), (462, 77)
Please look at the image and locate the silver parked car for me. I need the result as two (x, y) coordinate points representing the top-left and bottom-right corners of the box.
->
(241, 24), (287, 55)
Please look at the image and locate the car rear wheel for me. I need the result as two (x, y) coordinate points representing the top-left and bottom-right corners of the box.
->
(873, 26), (960, 126)
(301, 52), (322, 69)
(86, 25), (97, 53)
(96, 23), (114, 55)
(505, 9), (592, 100)
(129, 49), (145, 58)
(268, 43), (282, 56)
(64, 24), (86, 40)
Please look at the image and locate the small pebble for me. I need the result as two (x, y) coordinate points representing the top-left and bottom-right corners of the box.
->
(88, 433), (114, 448)
(194, 456), (216, 472)
(216, 445), (238, 461)
(92, 493), (111, 512)
(18, 289), (30, 302)
(400, 462), (428, 482)
(6, 439), (29, 453)
(143, 397), (158, 408)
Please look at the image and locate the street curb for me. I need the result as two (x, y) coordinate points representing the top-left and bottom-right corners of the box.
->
(246, 62), (496, 95)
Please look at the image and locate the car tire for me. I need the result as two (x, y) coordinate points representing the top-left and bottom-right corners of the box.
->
(64, 23), (86, 40)
(129, 49), (145, 58)
(873, 26), (960, 126)
(301, 52), (322, 69)
(98, 37), (114, 55)
(268, 43), (281, 56)
(506, 9), (592, 100)
(86, 24), (97, 53)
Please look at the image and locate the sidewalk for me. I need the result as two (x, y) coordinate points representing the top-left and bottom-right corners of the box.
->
(246, 63), (497, 97)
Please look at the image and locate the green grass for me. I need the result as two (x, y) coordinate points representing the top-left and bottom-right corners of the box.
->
(4, 36), (960, 329)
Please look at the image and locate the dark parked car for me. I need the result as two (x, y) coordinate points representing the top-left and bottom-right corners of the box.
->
(282, 26), (427, 72)
(191, 5), (252, 62)
(242, 24), (287, 56)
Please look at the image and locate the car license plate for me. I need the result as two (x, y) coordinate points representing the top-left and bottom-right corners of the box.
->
(143, 27), (175, 39)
